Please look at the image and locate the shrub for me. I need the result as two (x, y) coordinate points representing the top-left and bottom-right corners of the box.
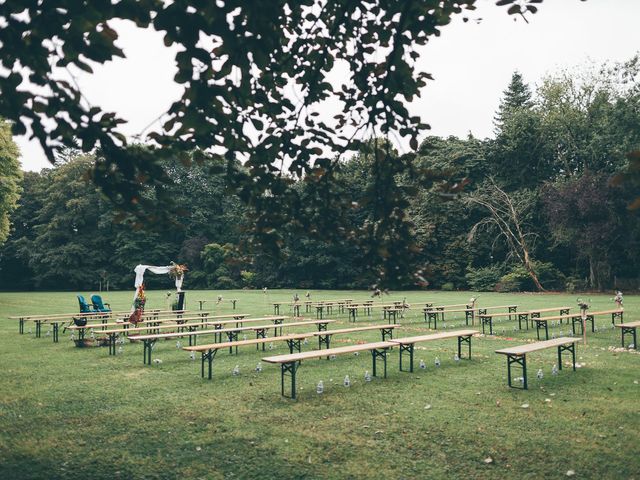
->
(441, 282), (455, 291)
(495, 272), (525, 292)
(465, 265), (504, 291)
(240, 270), (256, 288)
(215, 276), (238, 289)
(496, 262), (565, 292)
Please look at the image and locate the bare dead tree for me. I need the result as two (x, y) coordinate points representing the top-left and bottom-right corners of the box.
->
(466, 178), (544, 291)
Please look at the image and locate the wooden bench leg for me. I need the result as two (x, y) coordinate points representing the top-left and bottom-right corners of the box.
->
(621, 327), (637, 348)
(398, 344), (414, 373)
(108, 333), (116, 355)
(201, 348), (218, 379)
(372, 348), (389, 378)
(281, 362), (298, 399)
(506, 354), (527, 389)
(143, 340), (155, 365)
(381, 327), (394, 341)
(558, 343), (576, 372)
(318, 334), (331, 352)
(226, 332), (238, 354)
(518, 314), (527, 330)
(286, 339), (302, 354)
(458, 335), (472, 359)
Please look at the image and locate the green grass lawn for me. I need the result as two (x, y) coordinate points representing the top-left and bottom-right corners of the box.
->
(0, 289), (638, 479)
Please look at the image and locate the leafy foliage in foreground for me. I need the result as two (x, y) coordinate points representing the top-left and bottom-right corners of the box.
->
(0, 0), (566, 284)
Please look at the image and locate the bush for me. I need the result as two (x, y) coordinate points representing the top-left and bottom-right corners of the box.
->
(495, 262), (565, 292)
(441, 282), (455, 291)
(465, 265), (504, 291)
(495, 272), (525, 292)
(215, 276), (238, 289)
(240, 270), (256, 288)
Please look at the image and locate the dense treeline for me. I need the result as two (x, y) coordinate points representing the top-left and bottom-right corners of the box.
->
(1, 63), (639, 292)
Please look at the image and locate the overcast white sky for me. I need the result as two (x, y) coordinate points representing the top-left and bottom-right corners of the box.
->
(15, 0), (640, 171)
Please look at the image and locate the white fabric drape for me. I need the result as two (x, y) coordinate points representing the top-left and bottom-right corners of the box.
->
(134, 264), (184, 291)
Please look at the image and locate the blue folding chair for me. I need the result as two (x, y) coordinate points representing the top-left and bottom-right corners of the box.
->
(77, 295), (96, 313)
(91, 294), (111, 313)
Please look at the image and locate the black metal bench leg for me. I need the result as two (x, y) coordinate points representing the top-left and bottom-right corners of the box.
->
(53, 323), (59, 343)
(506, 355), (527, 389)
(458, 335), (472, 359)
(399, 344), (414, 372)
(19, 319), (24, 334)
(281, 362), (298, 399)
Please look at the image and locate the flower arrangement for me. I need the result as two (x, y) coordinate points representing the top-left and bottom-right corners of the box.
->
(134, 284), (147, 310)
(576, 298), (590, 312)
(169, 262), (188, 280)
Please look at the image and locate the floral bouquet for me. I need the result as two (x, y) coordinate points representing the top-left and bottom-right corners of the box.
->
(130, 284), (146, 324)
(169, 262), (188, 280)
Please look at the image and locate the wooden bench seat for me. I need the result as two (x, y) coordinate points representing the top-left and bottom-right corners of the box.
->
(346, 303), (409, 322)
(197, 298), (239, 310)
(478, 309), (519, 335)
(262, 329), (478, 399)
(391, 329), (478, 373)
(516, 307), (571, 330)
(130, 319), (335, 365)
(615, 321), (640, 349)
(184, 333), (317, 379)
(313, 324), (400, 350)
(496, 337), (578, 389)
(585, 309), (624, 325)
(263, 341), (396, 398)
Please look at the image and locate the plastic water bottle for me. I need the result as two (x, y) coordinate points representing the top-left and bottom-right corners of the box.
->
(629, 343), (636, 349)
(316, 380), (324, 394)
(117, 346), (123, 355)
(268, 342), (274, 350)
(537, 369), (544, 380)
(70, 333), (75, 341)
(435, 357), (441, 368)
(46, 329), (51, 337)
(354, 351), (359, 356)
(255, 362), (263, 373)
(303, 338), (309, 345)
(419, 359), (426, 370)
(343, 375), (351, 387)
(232, 365), (240, 376)
(243, 334), (248, 341)
(454, 354), (460, 363)
(364, 371), (372, 382)
(176, 341), (182, 349)
(552, 364), (559, 376)
(329, 355), (336, 361)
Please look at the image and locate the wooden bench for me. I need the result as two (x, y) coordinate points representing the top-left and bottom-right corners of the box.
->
(583, 309), (624, 326)
(263, 341), (396, 399)
(391, 329), (478, 373)
(423, 307), (474, 328)
(130, 319), (335, 365)
(184, 333), (317, 379)
(263, 329), (478, 399)
(314, 324), (400, 350)
(478, 308), (519, 335)
(101, 320), (213, 355)
(616, 321), (640, 349)
(495, 337), (578, 389)
(66, 314), (219, 342)
(565, 309), (624, 336)
(527, 314), (572, 340)
(346, 302), (409, 322)
(516, 307), (571, 330)
(197, 299), (238, 310)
